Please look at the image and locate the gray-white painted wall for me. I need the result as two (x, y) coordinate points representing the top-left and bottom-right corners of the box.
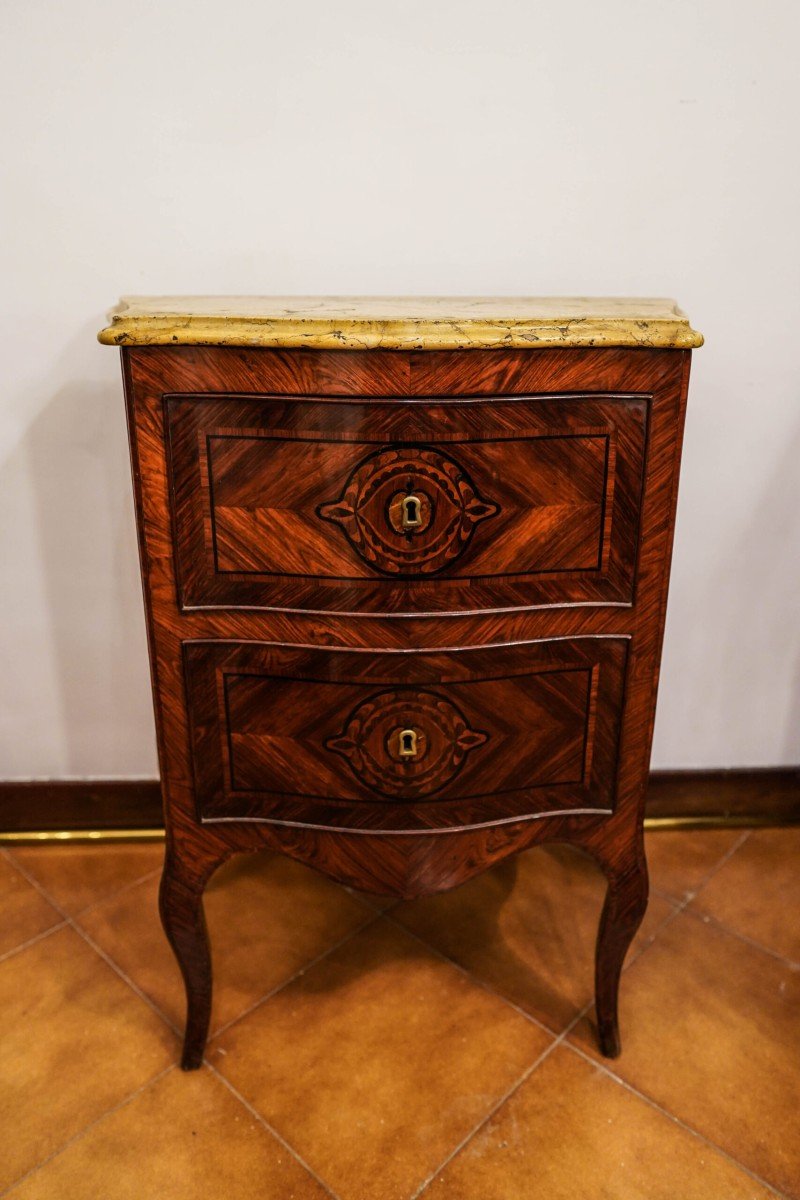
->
(1, 0), (798, 777)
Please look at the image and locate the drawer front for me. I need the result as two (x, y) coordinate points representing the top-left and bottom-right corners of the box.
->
(167, 394), (647, 614)
(184, 638), (629, 833)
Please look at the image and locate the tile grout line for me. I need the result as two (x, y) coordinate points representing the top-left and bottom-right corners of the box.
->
(564, 1040), (795, 1200)
(211, 895), (674, 1199)
(431, 965), (796, 1200)
(415, 993), (611, 1198)
(7, 852), (101, 922)
(648, 829), (800, 970)
(11, 849), (390, 1051)
(382, 864), (775, 1195)
(617, 894), (685, 971)
(69, 865), (164, 921)
(380, 910), (559, 1038)
(411, 1036), (567, 1199)
(205, 1062), (341, 1200)
(553, 835), (796, 1033)
(209, 897), (686, 1195)
(383, 879), (685, 1046)
(71, 918), (184, 1037)
(7, 852), (184, 1038)
(612, 830), (781, 973)
(1, 852), (164, 965)
(680, 904), (800, 971)
(0, 918), (70, 966)
(211, 900), (602, 1200)
(675, 828), (752, 899)
(0, 1065), (178, 1200)
(209, 902), (598, 1196)
(229, 959), (601, 1200)
(649, 842), (748, 930)
(0, 849), (68, 962)
(5, 845), (166, 922)
(209, 907), (384, 1041)
(1, 864), (374, 1200)
(644, 828), (752, 911)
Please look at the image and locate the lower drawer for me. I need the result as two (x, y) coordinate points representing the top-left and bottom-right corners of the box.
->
(184, 638), (628, 833)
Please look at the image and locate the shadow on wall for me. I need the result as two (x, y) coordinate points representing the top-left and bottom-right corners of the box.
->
(1, 319), (157, 776)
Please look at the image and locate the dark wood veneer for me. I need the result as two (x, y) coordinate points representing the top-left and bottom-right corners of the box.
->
(166, 392), (647, 613)
(119, 341), (693, 1068)
(183, 636), (628, 832)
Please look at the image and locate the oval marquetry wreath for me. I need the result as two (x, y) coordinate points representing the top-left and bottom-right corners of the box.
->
(317, 446), (498, 576)
(325, 689), (488, 799)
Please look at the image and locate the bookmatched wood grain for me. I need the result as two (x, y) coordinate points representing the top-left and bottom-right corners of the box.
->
(121, 342), (692, 1068)
(165, 391), (647, 613)
(183, 637), (628, 831)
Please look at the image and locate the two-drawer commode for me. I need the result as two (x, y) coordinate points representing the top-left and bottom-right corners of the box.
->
(100, 296), (702, 1068)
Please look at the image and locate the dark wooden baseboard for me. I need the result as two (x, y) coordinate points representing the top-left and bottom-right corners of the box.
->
(0, 781), (163, 835)
(644, 767), (800, 826)
(1, 769), (798, 839)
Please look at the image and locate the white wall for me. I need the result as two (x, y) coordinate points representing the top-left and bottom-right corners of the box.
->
(1, 0), (798, 777)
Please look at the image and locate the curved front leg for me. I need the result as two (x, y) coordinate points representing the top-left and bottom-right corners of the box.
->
(159, 847), (227, 1070)
(590, 839), (649, 1058)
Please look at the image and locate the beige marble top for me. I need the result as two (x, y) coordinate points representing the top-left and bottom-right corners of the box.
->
(98, 296), (703, 350)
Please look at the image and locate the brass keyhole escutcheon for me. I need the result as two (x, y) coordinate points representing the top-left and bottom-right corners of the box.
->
(387, 725), (425, 762)
(386, 486), (433, 538)
(401, 494), (422, 530)
(399, 728), (418, 757)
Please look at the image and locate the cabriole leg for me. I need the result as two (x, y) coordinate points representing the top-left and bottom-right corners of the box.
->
(159, 847), (226, 1070)
(592, 841), (649, 1058)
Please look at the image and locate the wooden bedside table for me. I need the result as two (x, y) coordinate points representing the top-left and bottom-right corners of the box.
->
(99, 296), (701, 1068)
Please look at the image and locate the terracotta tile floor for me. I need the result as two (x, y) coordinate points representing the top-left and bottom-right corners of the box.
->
(1, 829), (798, 1199)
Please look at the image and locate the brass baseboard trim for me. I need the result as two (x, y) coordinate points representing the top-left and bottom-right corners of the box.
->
(0, 828), (166, 845)
(643, 814), (798, 831)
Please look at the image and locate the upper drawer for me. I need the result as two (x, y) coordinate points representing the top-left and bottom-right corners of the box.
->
(166, 393), (647, 615)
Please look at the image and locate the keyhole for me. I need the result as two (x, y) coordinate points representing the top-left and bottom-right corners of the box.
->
(399, 729), (418, 758)
(401, 495), (422, 530)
